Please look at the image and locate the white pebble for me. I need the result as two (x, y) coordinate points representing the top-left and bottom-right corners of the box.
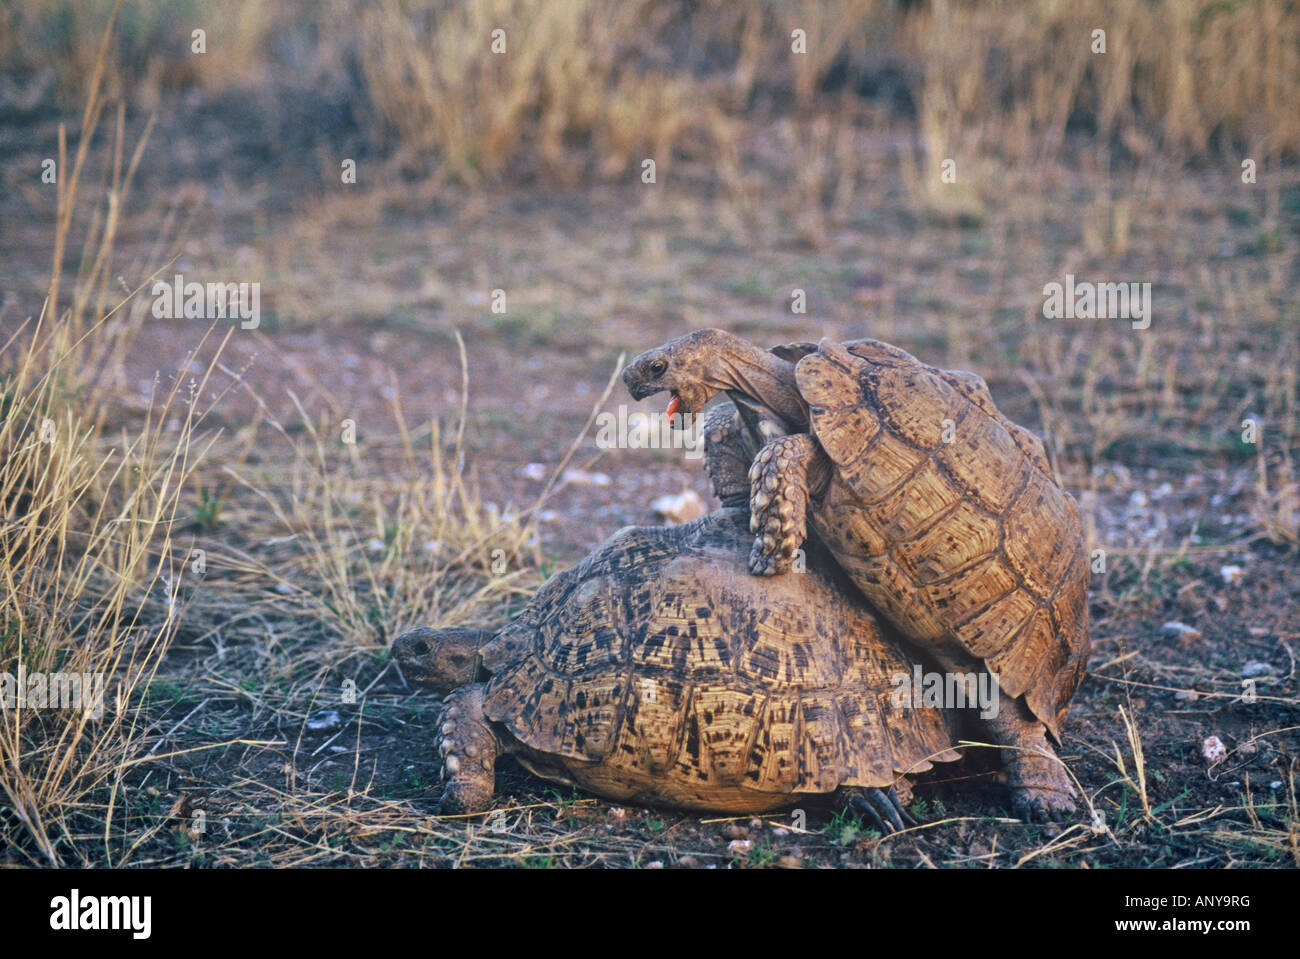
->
(1201, 735), (1227, 765)
(561, 468), (611, 487)
(306, 710), (341, 732)
(1219, 565), (1245, 584)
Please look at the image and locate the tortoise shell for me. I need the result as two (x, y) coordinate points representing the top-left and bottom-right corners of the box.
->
(478, 509), (959, 812)
(789, 339), (1089, 741)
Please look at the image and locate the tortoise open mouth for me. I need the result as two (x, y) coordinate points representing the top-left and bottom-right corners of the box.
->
(665, 392), (681, 420)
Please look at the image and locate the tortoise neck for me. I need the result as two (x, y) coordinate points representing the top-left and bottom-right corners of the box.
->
(710, 337), (808, 428)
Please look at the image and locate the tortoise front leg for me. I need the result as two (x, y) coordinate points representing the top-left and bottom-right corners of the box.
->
(436, 682), (499, 814)
(748, 433), (826, 576)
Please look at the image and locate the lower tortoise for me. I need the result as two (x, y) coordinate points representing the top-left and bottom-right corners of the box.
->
(393, 509), (961, 830)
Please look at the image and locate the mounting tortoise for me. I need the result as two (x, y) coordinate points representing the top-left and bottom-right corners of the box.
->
(623, 329), (1090, 820)
(392, 509), (960, 830)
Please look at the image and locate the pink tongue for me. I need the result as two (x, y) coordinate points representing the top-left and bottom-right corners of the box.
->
(665, 395), (681, 419)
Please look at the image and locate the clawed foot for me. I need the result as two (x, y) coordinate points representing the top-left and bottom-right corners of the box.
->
(983, 699), (1079, 823)
(1008, 745), (1078, 822)
(842, 786), (918, 834)
(748, 537), (797, 576)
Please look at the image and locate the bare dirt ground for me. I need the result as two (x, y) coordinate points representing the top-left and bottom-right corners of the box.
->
(2, 96), (1298, 868)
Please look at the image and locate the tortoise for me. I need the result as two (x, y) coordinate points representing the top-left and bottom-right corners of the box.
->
(392, 508), (961, 830)
(623, 329), (1090, 819)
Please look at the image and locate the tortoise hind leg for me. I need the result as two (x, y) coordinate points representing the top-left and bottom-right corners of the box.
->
(984, 698), (1078, 821)
(436, 682), (499, 814)
(840, 785), (917, 834)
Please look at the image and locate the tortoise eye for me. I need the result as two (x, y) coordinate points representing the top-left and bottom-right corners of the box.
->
(649, 360), (667, 377)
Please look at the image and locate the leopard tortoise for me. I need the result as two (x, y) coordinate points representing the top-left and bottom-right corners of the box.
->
(624, 329), (1090, 819)
(392, 508), (960, 830)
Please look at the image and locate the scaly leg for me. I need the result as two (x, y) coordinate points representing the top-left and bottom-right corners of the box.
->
(748, 433), (820, 576)
(984, 697), (1078, 821)
(436, 682), (499, 814)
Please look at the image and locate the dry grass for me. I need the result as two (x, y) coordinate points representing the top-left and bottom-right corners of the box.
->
(0, 3), (568, 866)
(0, 5), (210, 863)
(6, 1), (1298, 186)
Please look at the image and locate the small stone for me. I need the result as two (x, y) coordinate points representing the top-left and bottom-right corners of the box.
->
(677, 856), (700, 869)
(1241, 661), (1275, 677)
(775, 855), (803, 869)
(727, 839), (753, 857)
(306, 710), (342, 732)
(1161, 621), (1201, 639)
(366, 538), (385, 553)
(1238, 739), (1257, 756)
(1270, 781), (1283, 790)
(644, 860), (664, 869)
(1202, 735), (1227, 765)
(652, 490), (706, 525)
(1175, 689), (1199, 702)
(521, 463), (547, 481)
(561, 468), (611, 488)
(720, 823), (749, 840)
(1220, 564), (1245, 584)
(748, 818), (764, 830)
(1247, 627), (1269, 637)
(771, 827), (791, 839)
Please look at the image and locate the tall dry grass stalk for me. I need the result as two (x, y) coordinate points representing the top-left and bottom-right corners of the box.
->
(216, 333), (626, 662)
(0, 3), (231, 865)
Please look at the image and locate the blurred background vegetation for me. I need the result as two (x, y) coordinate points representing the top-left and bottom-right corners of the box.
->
(4, 0), (1297, 186)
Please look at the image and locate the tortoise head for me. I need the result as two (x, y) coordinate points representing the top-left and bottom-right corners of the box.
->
(391, 626), (491, 693)
(623, 328), (748, 422)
